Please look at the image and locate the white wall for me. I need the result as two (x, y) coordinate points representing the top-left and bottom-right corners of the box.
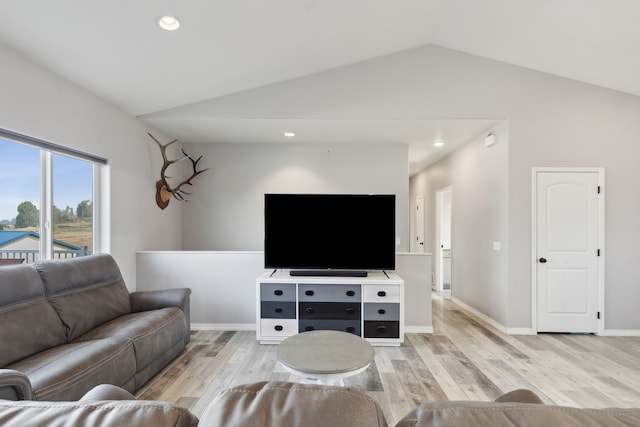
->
(181, 142), (410, 252)
(0, 42), (182, 287)
(136, 251), (432, 331)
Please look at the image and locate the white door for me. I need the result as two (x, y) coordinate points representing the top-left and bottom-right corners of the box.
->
(535, 170), (601, 333)
(416, 195), (425, 253)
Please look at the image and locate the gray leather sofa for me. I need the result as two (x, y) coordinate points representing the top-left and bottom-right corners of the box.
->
(0, 254), (191, 401)
(203, 382), (640, 427)
(0, 384), (198, 427)
(2, 381), (640, 426)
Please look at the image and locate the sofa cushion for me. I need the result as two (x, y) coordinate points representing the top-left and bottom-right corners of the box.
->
(0, 399), (198, 427)
(35, 254), (131, 341)
(8, 337), (136, 401)
(200, 381), (388, 427)
(0, 265), (67, 367)
(75, 307), (187, 373)
(395, 401), (640, 427)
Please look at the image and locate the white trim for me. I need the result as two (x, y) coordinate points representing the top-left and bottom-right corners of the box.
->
(40, 151), (53, 260)
(452, 297), (535, 335)
(603, 329), (640, 337)
(0, 127), (107, 165)
(505, 327), (536, 335)
(404, 325), (433, 334)
(190, 324), (433, 334)
(531, 167), (605, 335)
(435, 186), (452, 292)
(191, 323), (256, 331)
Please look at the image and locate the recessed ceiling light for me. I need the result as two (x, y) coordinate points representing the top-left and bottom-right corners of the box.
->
(433, 140), (445, 148)
(284, 132), (295, 137)
(157, 15), (180, 31)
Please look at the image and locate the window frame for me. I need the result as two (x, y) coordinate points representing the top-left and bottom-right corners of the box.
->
(0, 128), (107, 261)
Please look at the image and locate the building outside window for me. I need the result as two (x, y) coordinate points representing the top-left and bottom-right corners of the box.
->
(0, 131), (105, 265)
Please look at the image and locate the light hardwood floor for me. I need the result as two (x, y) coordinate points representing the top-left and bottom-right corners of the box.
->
(138, 295), (640, 425)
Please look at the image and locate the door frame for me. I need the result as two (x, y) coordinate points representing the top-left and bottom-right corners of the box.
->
(415, 195), (425, 253)
(531, 167), (605, 335)
(435, 186), (452, 292)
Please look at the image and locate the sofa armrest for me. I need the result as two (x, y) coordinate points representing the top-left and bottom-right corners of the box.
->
(0, 369), (33, 400)
(130, 288), (191, 343)
(79, 384), (136, 402)
(495, 389), (544, 404)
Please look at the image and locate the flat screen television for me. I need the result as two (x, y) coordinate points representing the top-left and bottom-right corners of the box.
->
(264, 194), (396, 276)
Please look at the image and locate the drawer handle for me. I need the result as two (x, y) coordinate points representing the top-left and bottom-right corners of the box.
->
(274, 290), (283, 296)
(305, 307), (314, 313)
(305, 326), (315, 331)
(305, 290), (314, 296)
(346, 326), (356, 333)
(378, 309), (386, 315)
(274, 325), (283, 331)
(346, 290), (355, 297)
(346, 307), (355, 314)
(275, 308), (283, 313)
(377, 291), (386, 297)
(377, 326), (387, 332)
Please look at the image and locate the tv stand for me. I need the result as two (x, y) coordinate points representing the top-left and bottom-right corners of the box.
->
(256, 270), (404, 346)
(289, 269), (368, 278)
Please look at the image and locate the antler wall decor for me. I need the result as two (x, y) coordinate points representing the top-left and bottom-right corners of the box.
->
(148, 133), (209, 210)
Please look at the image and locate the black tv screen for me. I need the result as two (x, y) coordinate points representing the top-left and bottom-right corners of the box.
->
(264, 194), (396, 272)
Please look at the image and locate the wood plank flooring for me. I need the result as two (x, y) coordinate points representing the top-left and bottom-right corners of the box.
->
(137, 295), (640, 425)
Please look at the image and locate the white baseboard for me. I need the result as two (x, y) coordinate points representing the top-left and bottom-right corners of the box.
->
(191, 323), (434, 335)
(405, 325), (434, 334)
(191, 323), (256, 331)
(603, 329), (640, 336)
(451, 297), (536, 335)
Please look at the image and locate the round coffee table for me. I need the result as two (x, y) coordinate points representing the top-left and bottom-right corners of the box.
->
(276, 330), (375, 386)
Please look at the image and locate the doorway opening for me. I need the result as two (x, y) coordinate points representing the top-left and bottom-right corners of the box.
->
(435, 187), (452, 298)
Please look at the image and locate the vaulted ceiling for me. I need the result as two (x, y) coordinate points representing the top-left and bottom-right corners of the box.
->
(1, 1), (637, 174)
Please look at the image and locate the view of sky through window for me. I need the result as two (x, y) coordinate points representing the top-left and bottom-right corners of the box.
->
(0, 138), (92, 222)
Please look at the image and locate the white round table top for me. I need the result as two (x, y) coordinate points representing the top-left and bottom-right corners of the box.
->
(276, 330), (375, 374)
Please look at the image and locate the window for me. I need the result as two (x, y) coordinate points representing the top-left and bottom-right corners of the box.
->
(0, 130), (106, 264)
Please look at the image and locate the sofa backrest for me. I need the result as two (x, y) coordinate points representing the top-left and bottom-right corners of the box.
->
(0, 265), (67, 367)
(35, 254), (131, 342)
(0, 399), (198, 427)
(395, 401), (640, 426)
(200, 381), (388, 427)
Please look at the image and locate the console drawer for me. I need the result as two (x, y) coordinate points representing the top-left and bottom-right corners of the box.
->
(260, 319), (298, 337)
(260, 283), (296, 301)
(299, 302), (361, 320)
(298, 284), (361, 302)
(299, 319), (361, 336)
(363, 285), (400, 302)
(364, 321), (400, 338)
(260, 301), (296, 319)
(364, 303), (399, 321)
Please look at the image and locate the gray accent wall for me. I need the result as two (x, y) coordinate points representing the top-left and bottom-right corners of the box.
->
(6, 32), (640, 332)
(0, 42), (182, 287)
(181, 142), (410, 253)
(176, 43), (640, 331)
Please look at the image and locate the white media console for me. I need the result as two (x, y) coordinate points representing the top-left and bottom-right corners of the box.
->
(256, 270), (404, 346)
